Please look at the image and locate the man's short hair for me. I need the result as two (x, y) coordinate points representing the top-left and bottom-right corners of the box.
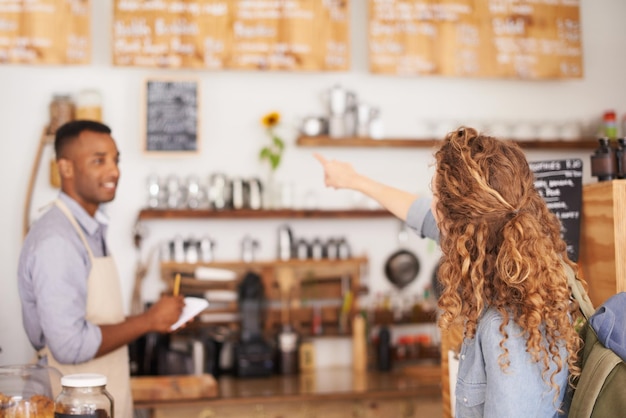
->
(54, 120), (112, 159)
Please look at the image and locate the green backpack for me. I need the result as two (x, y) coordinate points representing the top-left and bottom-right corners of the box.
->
(566, 266), (626, 418)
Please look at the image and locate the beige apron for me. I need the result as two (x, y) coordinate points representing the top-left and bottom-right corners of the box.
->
(39, 199), (133, 418)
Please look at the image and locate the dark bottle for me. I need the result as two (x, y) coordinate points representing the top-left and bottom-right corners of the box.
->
(617, 138), (626, 179)
(590, 138), (618, 181)
(278, 328), (298, 375)
(377, 326), (392, 372)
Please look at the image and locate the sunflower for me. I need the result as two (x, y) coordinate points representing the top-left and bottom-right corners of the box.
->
(259, 111), (285, 171)
(261, 112), (280, 128)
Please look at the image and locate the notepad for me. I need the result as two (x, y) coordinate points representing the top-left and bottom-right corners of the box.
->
(170, 297), (209, 331)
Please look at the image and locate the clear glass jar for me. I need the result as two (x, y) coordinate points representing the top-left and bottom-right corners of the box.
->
(54, 374), (113, 418)
(75, 89), (103, 122)
(48, 94), (75, 134)
(0, 364), (62, 417)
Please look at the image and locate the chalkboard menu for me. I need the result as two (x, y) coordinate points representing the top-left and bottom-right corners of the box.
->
(144, 79), (199, 153)
(0, 0), (90, 64)
(530, 159), (583, 261)
(368, 0), (582, 79)
(113, 0), (349, 71)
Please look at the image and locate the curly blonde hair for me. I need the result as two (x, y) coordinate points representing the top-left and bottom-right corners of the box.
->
(434, 127), (582, 398)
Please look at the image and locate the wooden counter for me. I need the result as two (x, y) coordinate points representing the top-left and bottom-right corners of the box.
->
(133, 366), (442, 417)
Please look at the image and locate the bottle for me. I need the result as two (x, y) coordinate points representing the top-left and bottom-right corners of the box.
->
(590, 138), (618, 181)
(278, 329), (298, 375)
(311, 304), (323, 335)
(617, 138), (626, 179)
(299, 340), (316, 373)
(352, 314), (367, 372)
(603, 110), (617, 140)
(54, 373), (113, 417)
(377, 326), (392, 371)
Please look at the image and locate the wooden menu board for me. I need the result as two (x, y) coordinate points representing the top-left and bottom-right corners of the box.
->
(0, 0), (90, 64)
(530, 158), (583, 261)
(368, 0), (582, 79)
(113, 0), (349, 71)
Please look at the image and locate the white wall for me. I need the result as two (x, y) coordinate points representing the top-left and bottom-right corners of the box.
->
(1, 1), (624, 366)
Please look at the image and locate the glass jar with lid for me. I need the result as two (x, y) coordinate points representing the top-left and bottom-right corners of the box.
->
(0, 364), (62, 417)
(48, 94), (75, 134)
(75, 89), (103, 122)
(54, 373), (113, 418)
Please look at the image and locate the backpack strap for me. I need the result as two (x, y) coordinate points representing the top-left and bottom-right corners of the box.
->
(568, 327), (623, 418)
(563, 261), (595, 320)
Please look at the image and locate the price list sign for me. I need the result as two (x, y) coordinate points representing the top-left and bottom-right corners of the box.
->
(368, 0), (582, 79)
(0, 0), (90, 64)
(113, 0), (349, 71)
(530, 159), (583, 261)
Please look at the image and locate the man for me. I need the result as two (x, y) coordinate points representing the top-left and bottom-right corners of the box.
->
(18, 120), (184, 417)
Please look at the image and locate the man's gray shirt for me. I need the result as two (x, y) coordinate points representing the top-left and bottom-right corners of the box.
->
(18, 193), (109, 364)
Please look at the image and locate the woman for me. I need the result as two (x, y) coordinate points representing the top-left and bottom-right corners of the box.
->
(315, 127), (581, 417)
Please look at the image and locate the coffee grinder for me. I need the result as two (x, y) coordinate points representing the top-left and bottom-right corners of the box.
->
(233, 271), (274, 377)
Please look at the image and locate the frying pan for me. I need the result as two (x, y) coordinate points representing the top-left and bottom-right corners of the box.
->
(384, 223), (420, 289)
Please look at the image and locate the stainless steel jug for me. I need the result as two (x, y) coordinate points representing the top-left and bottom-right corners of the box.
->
(277, 225), (294, 261)
(247, 178), (263, 210)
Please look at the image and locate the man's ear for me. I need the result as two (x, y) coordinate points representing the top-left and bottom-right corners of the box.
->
(57, 158), (73, 179)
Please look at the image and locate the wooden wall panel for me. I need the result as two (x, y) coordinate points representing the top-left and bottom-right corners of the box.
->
(578, 179), (626, 307)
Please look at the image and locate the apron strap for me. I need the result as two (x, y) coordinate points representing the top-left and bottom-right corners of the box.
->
(54, 199), (95, 262)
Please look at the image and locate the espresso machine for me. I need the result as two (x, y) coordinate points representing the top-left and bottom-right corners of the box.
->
(233, 272), (274, 377)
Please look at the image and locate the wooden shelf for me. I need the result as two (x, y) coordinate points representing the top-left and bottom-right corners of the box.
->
(138, 208), (393, 221)
(296, 135), (599, 150)
(160, 258), (368, 336)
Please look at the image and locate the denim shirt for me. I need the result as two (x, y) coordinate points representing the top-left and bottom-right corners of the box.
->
(456, 309), (568, 418)
(406, 197), (569, 417)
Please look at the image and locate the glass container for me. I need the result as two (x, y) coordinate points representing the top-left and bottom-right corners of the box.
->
(48, 94), (75, 134)
(0, 364), (62, 418)
(75, 89), (103, 122)
(54, 373), (112, 418)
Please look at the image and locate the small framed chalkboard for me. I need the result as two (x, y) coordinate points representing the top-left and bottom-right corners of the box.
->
(143, 78), (200, 154)
(530, 159), (583, 262)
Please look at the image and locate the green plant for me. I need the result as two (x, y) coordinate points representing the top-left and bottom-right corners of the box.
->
(259, 111), (285, 171)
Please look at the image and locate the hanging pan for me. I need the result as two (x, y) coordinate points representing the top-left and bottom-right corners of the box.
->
(384, 222), (420, 289)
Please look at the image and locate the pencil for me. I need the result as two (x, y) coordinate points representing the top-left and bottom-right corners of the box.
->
(173, 273), (182, 296)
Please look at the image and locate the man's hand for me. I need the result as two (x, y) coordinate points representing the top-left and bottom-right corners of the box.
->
(145, 295), (185, 333)
(96, 295), (184, 358)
